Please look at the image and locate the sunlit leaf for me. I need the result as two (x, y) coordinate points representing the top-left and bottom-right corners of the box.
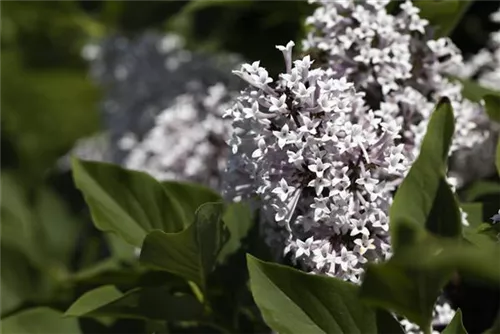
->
(441, 309), (467, 334)
(140, 203), (228, 291)
(390, 98), (458, 250)
(71, 159), (187, 247)
(65, 285), (204, 321)
(2, 307), (81, 334)
(247, 255), (378, 334)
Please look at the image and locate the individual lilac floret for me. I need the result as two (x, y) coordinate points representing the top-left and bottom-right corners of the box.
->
(491, 209), (500, 224)
(304, 0), (491, 186)
(223, 42), (410, 283)
(400, 297), (456, 334)
(121, 83), (234, 189)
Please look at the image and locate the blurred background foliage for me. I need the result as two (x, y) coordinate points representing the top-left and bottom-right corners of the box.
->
(1, 1), (500, 332)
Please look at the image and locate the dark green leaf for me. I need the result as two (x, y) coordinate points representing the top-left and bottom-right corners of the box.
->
(161, 181), (222, 228)
(34, 188), (81, 267)
(1, 50), (100, 178)
(414, 1), (472, 37)
(442, 309), (467, 334)
(65, 285), (204, 321)
(218, 202), (254, 263)
(483, 311), (500, 334)
(449, 76), (500, 103)
(484, 95), (500, 123)
(65, 285), (123, 317)
(360, 260), (450, 331)
(390, 98), (457, 250)
(376, 309), (405, 334)
(1, 307), (81, 334)
(460, 202), (483, 228)
(105, 234), (138, 262)
(140, 202), (228, 291)
(0, 173), (44, 267)
(462, 181), (500, 202)
(389, 238), (500, 285)
(426, 178), (461, 238)
(496, 138), (500, 176)
(466, 223), (500, 245)
(385, 1), (398, 14)
(68, 260), (187, 292)
(1, 245), (43, 315)
(247, 255), (378, 334)
(182, 0), (255, 13)
(71, 158), (186, 247)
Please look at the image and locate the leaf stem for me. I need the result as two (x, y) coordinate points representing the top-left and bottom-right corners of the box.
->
(188, 281), (204, 304)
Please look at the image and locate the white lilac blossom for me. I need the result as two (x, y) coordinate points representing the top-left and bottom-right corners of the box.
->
(304, 0), (492, 189)
(86, 32), (242, 164)
(491, 209), (500, 224)
(122, 83), (234, 189)
(400, 297), (456, 334)
(223, 42), (410, 283)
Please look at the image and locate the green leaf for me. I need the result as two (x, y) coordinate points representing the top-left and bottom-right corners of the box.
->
(66, 285), (123, 317)
(247, 255), (378, 334)
(462, 181), (500, 202)
(484, 311), (500, 334)
(426, 178), (462, 238)
(361, 231), (499, 331)
(1, 50), (100, 179)
(34, 188), (81, 267)
(71, 158), (186, 247)
(390, 98), (457, 250)
(375, 309), (405, 334)
(460, 202), (483, 228)
(496, 138), (500, 176)
(449, 76), (500, 103)
(389, 238), (500, 285)
(0, 173), (44, 267)
(161, 181), (222, 228)
(181, 0), (252, 14)
(68, 259), (187, 292)
(105, 233), (138, 262)
(1, 307), (81, 334)
(484, 95), (500, 123)
(360, 260), (450, 332)
(385, 1), (398, 14)
(442, 309), (467, 334)
(1, 245), (43, 315)
(218, 202), (254, 263)
(414, 1), (472, 37)
(65, 285), (204, 321)
(140, 202), (228, 291)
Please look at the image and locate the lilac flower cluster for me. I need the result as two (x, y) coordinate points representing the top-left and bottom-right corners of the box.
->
(223, 2), (491, 332)
(78, 32), (243, 188)
(121, 83), (234, 189)
(83, 32), (242, 165)
(303, 0), (491, 176)
(224, 41), (409, 283)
